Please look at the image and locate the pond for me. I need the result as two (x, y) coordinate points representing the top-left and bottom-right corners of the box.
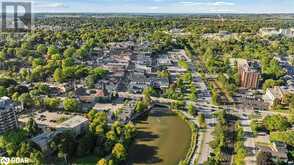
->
(127, 106), (192, 165)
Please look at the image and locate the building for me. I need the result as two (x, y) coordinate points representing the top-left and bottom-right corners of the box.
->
(280, 28), (294, 38)
(263, 86), (285, 106)
(31, 131), (58, 152)
(56, 116), (89, 136)
(259, 28), (281, 37)
(151, 77), (170, 89)
(0, 97), (18, 134)
(129, 73), (150, 93)
(272, 142), (288, 163)
(237, 60), (261, 89)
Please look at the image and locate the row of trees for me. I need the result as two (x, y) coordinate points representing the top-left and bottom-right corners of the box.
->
(205, 111), (227, 164)
(233, 121), (246, 165)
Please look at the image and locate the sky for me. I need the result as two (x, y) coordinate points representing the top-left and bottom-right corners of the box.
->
(2, 0), (294, 13)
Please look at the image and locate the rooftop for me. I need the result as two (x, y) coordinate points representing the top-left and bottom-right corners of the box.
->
(0, 96), (13, 110)
(56, 115), (88, 129)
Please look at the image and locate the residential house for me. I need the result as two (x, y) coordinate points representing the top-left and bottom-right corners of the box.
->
(263, 86), (286, 106)
(129, 73), (150, 94)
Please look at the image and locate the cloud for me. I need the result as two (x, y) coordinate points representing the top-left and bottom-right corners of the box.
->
(177, 1), (235, 6)
(34, 2), (68, 9)
(148, 6), (160, 10)
(213, 1), (235, 6)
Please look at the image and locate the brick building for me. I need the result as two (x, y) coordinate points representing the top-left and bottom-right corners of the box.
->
(237, 59), (261, 89)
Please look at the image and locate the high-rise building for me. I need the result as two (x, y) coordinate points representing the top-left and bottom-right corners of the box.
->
(238, 60), (261, 89)
(0, 96), (18, 134)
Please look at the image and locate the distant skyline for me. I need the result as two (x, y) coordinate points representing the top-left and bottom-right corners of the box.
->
(2, 0), (294, 13)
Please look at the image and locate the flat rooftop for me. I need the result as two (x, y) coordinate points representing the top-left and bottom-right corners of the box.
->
(18, 111), (73, 128)
(93, 103), (124, 112)
(56, 115), (88, 129)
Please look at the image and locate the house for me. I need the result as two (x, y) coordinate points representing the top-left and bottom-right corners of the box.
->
(129, 73), (150, 93)
(263, 86), (285, 106)
(151, 77), (170, 89)
(157, 55), (173, 67)
(272, 142), (288, 162)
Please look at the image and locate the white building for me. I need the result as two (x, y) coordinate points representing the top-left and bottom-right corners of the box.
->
(263, 86), (285, 106)
(259, 28), (281, 37)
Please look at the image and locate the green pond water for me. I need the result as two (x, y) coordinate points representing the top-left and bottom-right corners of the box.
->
(127, 107), (192, 165)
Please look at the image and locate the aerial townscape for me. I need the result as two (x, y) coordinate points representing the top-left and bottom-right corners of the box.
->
(2, 4), (294, 165)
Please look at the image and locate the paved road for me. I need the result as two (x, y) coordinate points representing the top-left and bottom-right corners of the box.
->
(189, 63), (217, 165)
(240, 115), (257, 165)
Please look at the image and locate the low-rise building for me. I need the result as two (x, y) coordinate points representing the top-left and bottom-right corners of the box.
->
(129, 73), (150, 93)
(272, 142), (289, 162)
(259, 28), (281, 37)
(31, 131), (58, 152)
(56, 116), (89, 136)
(263, 86), (285, 106)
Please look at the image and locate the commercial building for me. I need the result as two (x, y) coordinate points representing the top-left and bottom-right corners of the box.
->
(56, 115), (89, 136)
(0, 96), (18, 134)
(31, 131), (58, 152)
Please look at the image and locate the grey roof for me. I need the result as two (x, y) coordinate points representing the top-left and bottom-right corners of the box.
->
(0, 97), (13, 110)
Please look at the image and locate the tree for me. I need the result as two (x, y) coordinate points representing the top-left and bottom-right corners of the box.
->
(47, 45), (59, 56)
(44, 97), (61, 110)
(30, 150), (43, 165)
(135, 101), (147, 113)
(15, 48), (29, 58)
(178, 160), (188, 165)
(85, 74), (96, 88)
(198, 114), (207, 128)
(262, 79), (283, 91)
(75, 134), (95, 157)
(97, 159), (108, 165)
(270, 131), (294, 146)
(50, 132), (76, 161)
(18, 93), (33, 109)
(16, 142), (33, 157)
(25, 118), (40, 136)
(53, 68), (63, 83)
(0, 86), (7, 97)
(123, 122), (136, 144)
(250, 119), (260, 136)
(263, 115), (290, 132)
(63, 98), (80, 112)
(188, 103), (197, 116)
(112, 143), (127, 161)
(64, 47), (76, 58)
(36, 44), (47, 55)
(256, 151), (273, 165)
(62, 57), (75, 68)
(189, 84), (197, 101)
